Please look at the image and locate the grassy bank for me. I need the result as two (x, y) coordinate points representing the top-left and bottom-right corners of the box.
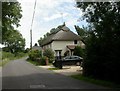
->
(0, 51), (27, 66)
(71, 74), (120, 88)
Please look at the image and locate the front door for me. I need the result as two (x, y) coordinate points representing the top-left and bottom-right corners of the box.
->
(55, 50), (62, 59)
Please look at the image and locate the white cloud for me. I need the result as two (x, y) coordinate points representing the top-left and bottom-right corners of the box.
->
(44, 13), (68, 21)
(66, 19), (78, 26)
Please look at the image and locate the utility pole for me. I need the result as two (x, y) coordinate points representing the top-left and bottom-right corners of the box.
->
(30, 0), (37, 49)
(30, 29), (32, 49)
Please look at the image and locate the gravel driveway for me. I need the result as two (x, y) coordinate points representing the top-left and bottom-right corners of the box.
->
(39, 65), (83, 76)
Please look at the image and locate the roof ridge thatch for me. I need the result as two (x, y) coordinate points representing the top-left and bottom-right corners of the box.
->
(41, 25), (81, 46)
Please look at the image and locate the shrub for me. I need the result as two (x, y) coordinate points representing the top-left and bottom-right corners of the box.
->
(64, 51), (69, 56)
(1, 51), (27, 66)
(2, 51), (14, 60)
(40, 56), (46, 65)
(28, 50), (42, 61)
(24, 48), (30, 53)
(74, 46), (84, 57)
(43, 48), (54, 63)
(83, 32), (120, 84)
(0, 52), (2, 60)
(2, 47), (10, 52)
(16, 52), (27, 58)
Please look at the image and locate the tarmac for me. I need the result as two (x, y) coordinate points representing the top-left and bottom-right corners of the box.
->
(3, 59), (107, 89)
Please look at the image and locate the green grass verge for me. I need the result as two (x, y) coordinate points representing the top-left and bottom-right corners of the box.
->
(71, 74), (120, 88)
(0, 58), (11, 66)
(0, 51), (28, 66)
(48, 67), (60, 70)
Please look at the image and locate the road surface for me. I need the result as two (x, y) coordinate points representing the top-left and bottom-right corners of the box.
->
(2, 58), (107, 89)
(0, 66), (2, 90)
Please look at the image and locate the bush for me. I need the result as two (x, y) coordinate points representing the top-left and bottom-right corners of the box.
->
(0, 52), (2, 60)
(2, 47), (10, 52)
(28, 50), (42, 61)
(40, 56), (46, 65)
(24, 48), (30, 53)
(64, 51), (69, 56)
(1, 51), (27, 66)
(2, 51), (15, 60)
(83, 32), (120, 84)
(43, 48), (54, 63)
(16, 52), (27, 58)
(74, 46), (84, 57)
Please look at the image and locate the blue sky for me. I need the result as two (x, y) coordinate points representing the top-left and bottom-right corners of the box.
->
(17, 0), (87, 48)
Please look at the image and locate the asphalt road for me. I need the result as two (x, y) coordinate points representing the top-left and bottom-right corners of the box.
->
(2, 58), (107, 89)
(0, 66), (2, 90)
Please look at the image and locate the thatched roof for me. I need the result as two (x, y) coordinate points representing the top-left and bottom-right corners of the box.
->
(41, 26), (81, 46)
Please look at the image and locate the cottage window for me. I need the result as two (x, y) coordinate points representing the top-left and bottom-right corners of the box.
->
(74, 40), (77, 44)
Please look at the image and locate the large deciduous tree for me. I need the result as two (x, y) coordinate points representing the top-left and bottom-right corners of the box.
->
(74, 25), (89, 44)
(5, 30), (25, 54)
(2, 1), (22, 43)
(76, 1), (120, 83)
(2, 1), (25, 53)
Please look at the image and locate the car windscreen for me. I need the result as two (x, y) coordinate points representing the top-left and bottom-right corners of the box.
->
(63, 56), (71, 60)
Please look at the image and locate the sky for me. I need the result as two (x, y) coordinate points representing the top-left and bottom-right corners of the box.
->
(16, 0), (87, 48)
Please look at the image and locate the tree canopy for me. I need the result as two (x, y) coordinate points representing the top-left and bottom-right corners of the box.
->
(2, 1), (25, 53)
(0, 2), (2, 43)
(76, 1), (120, 83)
(74, 25), (90, 44)
(2, 2), (22, 43)
(5, 30), (25, 53)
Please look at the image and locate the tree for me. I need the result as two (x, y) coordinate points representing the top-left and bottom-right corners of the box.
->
(1, 1), (25, 54)
(0, 2), (2, 43)
(43, 48), (54, 63)
(2, 1), (22, 44)
(4, 30), (25, 54)
(50, 28), (56, 34)
(38, 37), (43, 47)
(76, 1), (120, 83)
(74, 46), (84, 57)
(28, 50), (42, 61)
(75, 25), (86, 37)
(74, 25), (89, 44)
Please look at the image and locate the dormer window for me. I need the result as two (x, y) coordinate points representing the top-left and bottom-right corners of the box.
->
(74, 40), (77, 44)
